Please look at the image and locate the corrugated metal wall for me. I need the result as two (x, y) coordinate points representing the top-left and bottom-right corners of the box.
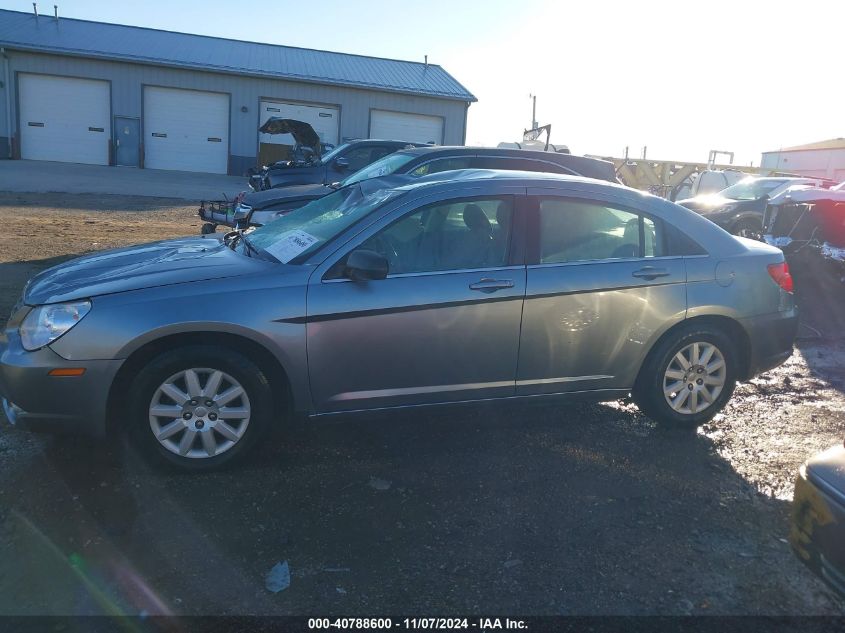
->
(0, 52), (9, 156)
(3, 51), (469, 174)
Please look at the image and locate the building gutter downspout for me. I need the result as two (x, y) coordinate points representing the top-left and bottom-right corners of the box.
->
(1, 48), (11, 158)
(462, 101), (469, 146)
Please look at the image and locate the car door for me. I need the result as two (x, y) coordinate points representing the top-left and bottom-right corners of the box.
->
(516, 190), (687, 395)
(306, 188), (527, 413)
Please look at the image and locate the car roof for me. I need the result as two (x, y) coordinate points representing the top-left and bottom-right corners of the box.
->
(396, 145), (580, 159)
(342, 139), (430, 146)
(390, 146), (618, 182)
(744, 176), (816, 182)
(389, 168), (622, 192)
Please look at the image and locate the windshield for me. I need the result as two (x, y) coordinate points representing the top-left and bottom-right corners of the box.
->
(319, 142), (352, 165)
(341, 152), (418, 186)
(719, 178), (787, 201)
(247, 184), (405, 263)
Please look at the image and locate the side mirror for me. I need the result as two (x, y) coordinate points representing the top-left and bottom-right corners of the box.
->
(759, 193), (770, 202)
(346, 249), (388, 281)
(335, 157), (350, 170)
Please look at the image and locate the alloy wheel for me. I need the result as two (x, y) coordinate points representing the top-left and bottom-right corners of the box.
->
(662, 342), (726, 415)
(148, 367), (251, 459)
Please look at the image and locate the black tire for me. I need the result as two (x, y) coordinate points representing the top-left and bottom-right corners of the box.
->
(201, 222), (217, 235)
(128, 345), (274, 471)
(632, 324), (738, 429)
(731, 217), (762, 240)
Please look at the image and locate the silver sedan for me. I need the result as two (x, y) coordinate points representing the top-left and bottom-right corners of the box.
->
(0, 170), (798, 471)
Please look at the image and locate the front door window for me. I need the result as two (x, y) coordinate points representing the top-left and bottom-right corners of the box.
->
(359, 198), (513, 274)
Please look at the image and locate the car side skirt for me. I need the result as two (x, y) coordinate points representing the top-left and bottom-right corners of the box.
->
(305, 387), (631, 421)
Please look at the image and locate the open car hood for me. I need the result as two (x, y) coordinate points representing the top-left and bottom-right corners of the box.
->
(258, 118), (321, 155)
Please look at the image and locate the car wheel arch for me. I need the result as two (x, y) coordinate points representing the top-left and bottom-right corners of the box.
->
(106, 331), (294, 436)
(633, 315), (752, 392)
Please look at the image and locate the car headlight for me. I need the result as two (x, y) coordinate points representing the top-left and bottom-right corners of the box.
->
(19, 300), (91, 351)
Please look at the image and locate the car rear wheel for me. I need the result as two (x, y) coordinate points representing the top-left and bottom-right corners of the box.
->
(129, 345), (273, 471)
(633, 325), (737, 428)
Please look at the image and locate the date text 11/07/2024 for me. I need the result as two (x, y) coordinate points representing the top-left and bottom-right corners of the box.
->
(307, 618), (528, 630)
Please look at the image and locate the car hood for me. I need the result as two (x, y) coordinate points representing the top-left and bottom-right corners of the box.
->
(243, 183), (333, 210)
(24, 236), (275, 305)
(806, 444), (845, 495)
(258, 117), (321, 155)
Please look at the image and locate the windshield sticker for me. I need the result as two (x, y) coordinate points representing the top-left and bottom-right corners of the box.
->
(265, 230), (319, 263)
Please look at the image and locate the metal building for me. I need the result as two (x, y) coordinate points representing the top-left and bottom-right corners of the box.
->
(761, 139), (845, 183)
(0, 8), (475, 175)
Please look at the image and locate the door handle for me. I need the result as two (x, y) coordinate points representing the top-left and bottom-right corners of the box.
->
(469, 278), (514, 293)
(632, 266), (670, 280)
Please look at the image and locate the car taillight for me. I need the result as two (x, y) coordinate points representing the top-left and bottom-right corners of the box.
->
(767, 261), (794, 293)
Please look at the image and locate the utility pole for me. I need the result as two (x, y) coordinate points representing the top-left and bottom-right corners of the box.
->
(529, 94), (537, 130)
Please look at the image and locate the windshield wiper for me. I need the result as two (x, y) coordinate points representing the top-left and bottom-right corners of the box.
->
(241, 234), (261, 258)
(223, 230), (259, 258)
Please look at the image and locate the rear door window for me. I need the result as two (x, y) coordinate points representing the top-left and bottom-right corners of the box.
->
(534, 197), (665, 263)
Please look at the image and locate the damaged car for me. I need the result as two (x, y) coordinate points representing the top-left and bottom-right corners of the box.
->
(0, 169), (798, 471)
(762, 184), (845, 267)
(227, 146), (621, 229)
(677, 176), (831, 238)
(249, 117), (426, 191)
(791, 440), (845, 597)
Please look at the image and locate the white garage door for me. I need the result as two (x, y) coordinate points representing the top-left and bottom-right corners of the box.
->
(370, 110), (443, 145)
(144, 87), (229, 174)
(258, 100), (339, 165)
(259, 101), (339, 146)
(19, 74), (110, 165)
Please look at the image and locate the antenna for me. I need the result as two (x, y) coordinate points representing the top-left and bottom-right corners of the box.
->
(32, 3), (38, 19)
(424, 55), (428, 68)
(54, 4), (58, 21)
(529, 94), (537, 130)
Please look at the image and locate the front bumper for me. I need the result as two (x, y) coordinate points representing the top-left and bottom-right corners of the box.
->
(0, 332), (122, 437)
(791, 462), (845, 598)
(740, 308), (798, 378)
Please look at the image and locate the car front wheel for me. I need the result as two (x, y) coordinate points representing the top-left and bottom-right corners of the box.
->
(633, 325), (738, 428)
(129, 345), (273, 471)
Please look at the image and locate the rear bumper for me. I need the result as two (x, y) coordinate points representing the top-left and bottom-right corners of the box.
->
(791, 464), (845, 598)
(740, 308), (798, 378)
(0, 334), (121, 437)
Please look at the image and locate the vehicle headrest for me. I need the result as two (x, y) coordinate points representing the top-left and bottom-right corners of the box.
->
(496, 203), (512, 229)
(464, 204), (492, 233)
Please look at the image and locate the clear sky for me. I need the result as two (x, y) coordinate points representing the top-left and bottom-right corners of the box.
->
(4, 0), (842, 165)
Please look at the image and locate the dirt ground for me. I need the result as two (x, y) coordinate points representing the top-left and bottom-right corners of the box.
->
(0, 193), (844, 616)
(0, 192), (201, 320)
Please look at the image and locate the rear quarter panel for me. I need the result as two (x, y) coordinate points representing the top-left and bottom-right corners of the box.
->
(685, 238), (793, 321)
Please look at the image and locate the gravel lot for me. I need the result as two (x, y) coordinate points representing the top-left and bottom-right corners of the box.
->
(0, 192), (844, 615)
